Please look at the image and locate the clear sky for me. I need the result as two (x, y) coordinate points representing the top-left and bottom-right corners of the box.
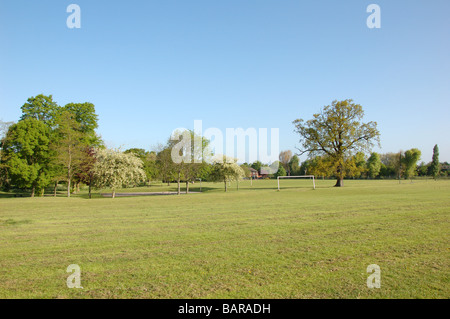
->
(1, 0), (449, 163)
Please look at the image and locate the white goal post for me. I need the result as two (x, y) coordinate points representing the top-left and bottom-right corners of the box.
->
(277, 175), (316, 191)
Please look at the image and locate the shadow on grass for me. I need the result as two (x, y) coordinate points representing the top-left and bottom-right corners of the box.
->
(0, 218), (33, 226)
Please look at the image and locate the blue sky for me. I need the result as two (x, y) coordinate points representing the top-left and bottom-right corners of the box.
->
(1, 0), (449, 162)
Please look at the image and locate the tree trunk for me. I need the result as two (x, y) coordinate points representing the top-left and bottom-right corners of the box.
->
(335, 177), (344, 187)
(224, 180), (228, 192)
(177, 172), (181, 195)
(88, 176), (92, 199)
(112, 189), (116, 199)
(186, 181), (189, 194)
(67, 178), (71, 198)
(31, 186), (35, 197)
(54, 182), (58, 197)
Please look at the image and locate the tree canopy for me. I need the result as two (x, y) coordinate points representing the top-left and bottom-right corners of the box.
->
(93, 148), (146, 198)
(293, 99), (380, 187)
(429, 145), (440, 179)
(210, 156), (245, 192)
(2, 119), (52, 196)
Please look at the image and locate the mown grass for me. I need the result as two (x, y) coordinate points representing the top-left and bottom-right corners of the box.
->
(0, 179), (448, 299)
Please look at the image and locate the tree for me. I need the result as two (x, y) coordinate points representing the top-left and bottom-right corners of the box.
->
(345, 152), (367, 179)
(429, 145), (440, 180)
(210, 156), (245, 192)
(402, 148), (421, 180)
(20, 94), (60, 127)
(308, 156), (333, 178)
(379, 153), (398, 178)
(167, 129), (212, 194)
(64, 102), (98, 134)
(417, 162), (429, 177)
(50, 111), (88, 197)
(2, 119), (52, 196)
(93, 148), (146, 198)
(124, 148), (147, 160)
(77, 147), (96, 199)
(293, 99), (380, 187)
(0, 120), (14, 189)
(180, 131), (210, 194)
(241, 164), (252, 179)
(125, 148), (158, 184)
(275, 164), (287, 178)
(367, 152), (381, 179)
(63, 102), (103, 148)
(156, 146), (176, 186)
(251, 161), (262, 173)
(289, 155), (300, 176)
(279, 150), (293, 176)
(143, 151), (159, 182)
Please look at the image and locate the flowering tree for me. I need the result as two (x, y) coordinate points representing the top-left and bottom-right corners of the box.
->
(210, 156), (245, 192)
(93, 148), (146, 198)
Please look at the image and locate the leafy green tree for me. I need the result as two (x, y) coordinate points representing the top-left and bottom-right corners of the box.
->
(241, 164), (251, 179)
(299, 159), (310, 175)
(20, 94), (60, 127)
(63, 102), (102, 147)
(197, 162), (213, 181)
(124, 148), (147, 160)
(429, 145), (440, 180)
(3, 119), (52, 196)
(367, 152), (381, 179)
(64, 103), (98, 133)
(293, 99), (380, 187)
(93, 148), (146, 198)
(0, 120), (14, 189)
(289, 155), (300, 176)
(402, 148), (421, 179)
(275, 164), (287, 178)
(50, 111), (88, 197)
(417, 162), (429, 177)
(251, 161), (262, 173)
(308, 156), (334, 178)
(143, 151), (158, 182)
(183, 131), (211, 193)
(379, 153), (398, 178)
(166, 129), (212, 194)
(73, 147), (96, 199)
(346, 152), (367, 179)
(156, 146), (176, 186)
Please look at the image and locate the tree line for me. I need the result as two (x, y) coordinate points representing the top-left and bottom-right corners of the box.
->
(0, 96), (445, 197)
(0, 95), (248, 197)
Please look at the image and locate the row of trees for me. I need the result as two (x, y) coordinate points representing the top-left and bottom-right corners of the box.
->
(1, 96), (445, 196)
(293, 145), (443, 181)
(0, 97), (248, 196)
(0, 94), (103, 197)
(125, 132), (246, 193)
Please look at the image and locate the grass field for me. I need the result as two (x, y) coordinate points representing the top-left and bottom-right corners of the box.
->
(0, 179), (449, 299)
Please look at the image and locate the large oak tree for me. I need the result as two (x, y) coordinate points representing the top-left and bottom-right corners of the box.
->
(293, 99), (380, 187)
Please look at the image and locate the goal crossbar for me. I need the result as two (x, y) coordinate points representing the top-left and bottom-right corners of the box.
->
(277, 175), (316, 191)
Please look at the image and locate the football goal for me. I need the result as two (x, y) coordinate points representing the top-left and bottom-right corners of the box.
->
(277, 175), (316, 191)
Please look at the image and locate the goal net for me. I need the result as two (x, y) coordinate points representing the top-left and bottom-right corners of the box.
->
(277, 175), (316, 191)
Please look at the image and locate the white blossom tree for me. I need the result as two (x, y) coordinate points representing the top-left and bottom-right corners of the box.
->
(210, 156), (245, 192)
(93, 148), (146, 198)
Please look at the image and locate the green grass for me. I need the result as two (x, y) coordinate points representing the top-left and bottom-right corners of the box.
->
(0, 179), (449, 298)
